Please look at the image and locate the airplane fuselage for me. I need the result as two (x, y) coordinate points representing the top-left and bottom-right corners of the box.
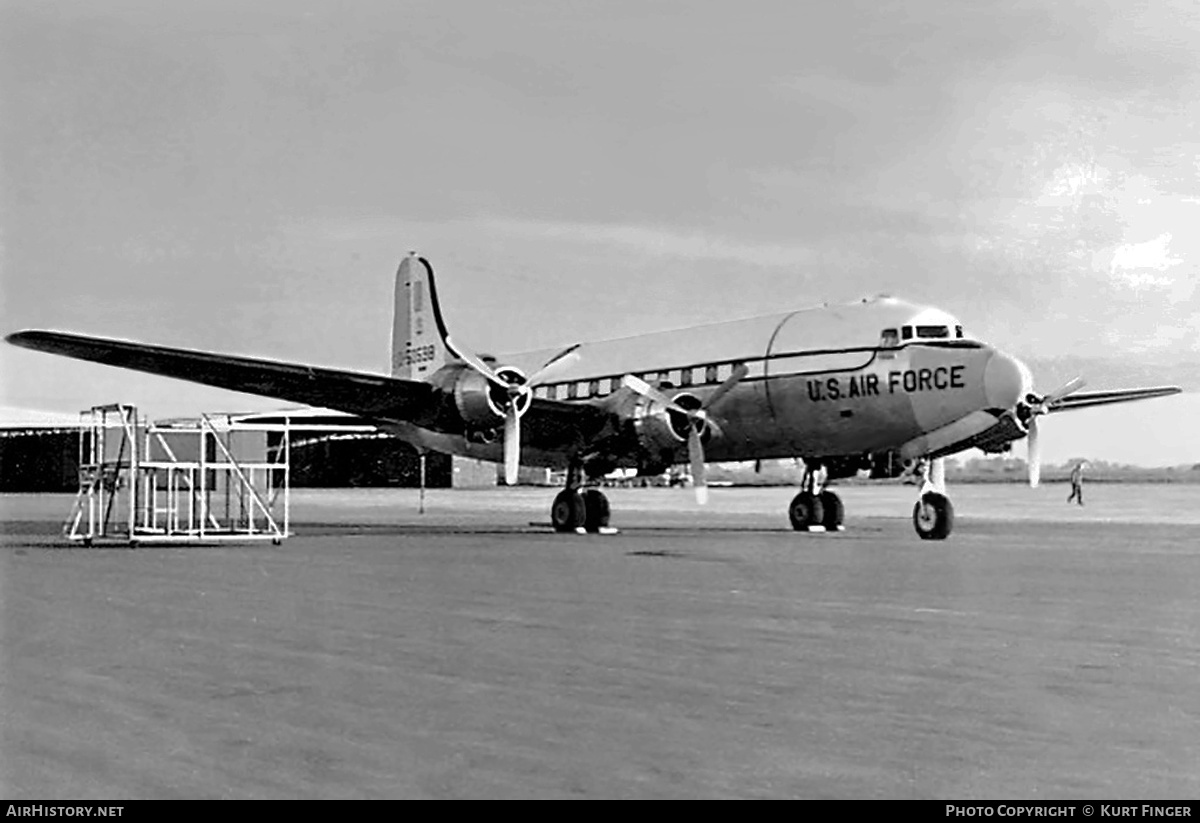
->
(390, 295), (1025, 473)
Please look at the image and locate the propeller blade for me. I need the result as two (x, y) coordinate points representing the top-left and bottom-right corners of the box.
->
(687, 426), (708, 505)
(623, 371), (729, 505)
(621, 374), (688, 414)
(1027, 416), (1041, 488)
(503, 409), (521, 485)
(1043, 376), (1086, 407)
(527, 343), (582, 387)
(445, 336), (508, 389)
(702, 363), (749, 410)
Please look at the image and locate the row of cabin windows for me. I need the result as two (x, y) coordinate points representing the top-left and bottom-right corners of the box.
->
(533, 325), (965, 401)
(533, 362), (744, 401)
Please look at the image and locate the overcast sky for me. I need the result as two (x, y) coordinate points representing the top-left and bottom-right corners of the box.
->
(2, 1), (1198, 465)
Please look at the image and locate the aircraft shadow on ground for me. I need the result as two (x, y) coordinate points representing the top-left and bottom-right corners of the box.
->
(2, 518), (905, 547)
(284, 521), (897, 538)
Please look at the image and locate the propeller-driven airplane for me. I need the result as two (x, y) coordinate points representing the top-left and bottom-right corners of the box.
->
(6, 254), (1182, 539)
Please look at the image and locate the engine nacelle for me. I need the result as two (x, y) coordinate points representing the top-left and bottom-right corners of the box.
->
(451, 365), (531, 428)
(625, 392), (717, 474)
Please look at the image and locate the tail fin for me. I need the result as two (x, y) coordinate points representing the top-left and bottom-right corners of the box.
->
(391, 253), (451, 381)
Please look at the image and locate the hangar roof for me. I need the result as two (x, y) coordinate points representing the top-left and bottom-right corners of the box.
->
(0, 406), (86, 431)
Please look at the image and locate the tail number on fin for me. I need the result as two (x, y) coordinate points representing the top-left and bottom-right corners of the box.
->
(403, 345), (437, 367)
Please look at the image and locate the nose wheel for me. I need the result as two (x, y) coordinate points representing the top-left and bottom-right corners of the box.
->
(912, 458), (954, 539)
(913, 492), (954, 540)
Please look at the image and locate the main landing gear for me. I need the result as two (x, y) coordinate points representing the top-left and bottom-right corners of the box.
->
(550, 464), (613, 533)
(789, 462), (844, 533)
(912, 457), (954, 540)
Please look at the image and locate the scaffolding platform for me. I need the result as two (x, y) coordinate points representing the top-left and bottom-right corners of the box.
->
(65, 404), (292, 546)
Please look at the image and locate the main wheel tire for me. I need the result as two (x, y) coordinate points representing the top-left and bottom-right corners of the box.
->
(551, 490), (586, 533)
(788, 491), (825, 531)
(913, 491), (954, 540)
(819, 490), (844, 530)
(580, 488), (611, 533)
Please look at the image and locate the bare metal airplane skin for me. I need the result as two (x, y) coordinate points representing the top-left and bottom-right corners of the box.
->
(6, 254), (1181, 539)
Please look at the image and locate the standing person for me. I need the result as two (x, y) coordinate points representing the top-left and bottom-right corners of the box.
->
(1067, 461), (1086, 506)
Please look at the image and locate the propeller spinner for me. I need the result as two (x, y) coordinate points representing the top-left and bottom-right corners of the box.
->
(446, 337), (581, 485)
(1019, 376), (1086, 488)
(622, 364), (748, 504)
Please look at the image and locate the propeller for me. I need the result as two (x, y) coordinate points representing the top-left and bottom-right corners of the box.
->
(622, 363), (749, 504)
(1020, 376), (1086, 488)
(446, 336), (581, 485)
(1027, 417), (1042, 488)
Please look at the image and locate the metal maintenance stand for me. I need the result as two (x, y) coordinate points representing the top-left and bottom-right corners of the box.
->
(65, 404), (291, 546)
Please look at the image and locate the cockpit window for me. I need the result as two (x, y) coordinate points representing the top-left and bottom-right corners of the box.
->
(880, 328), (899, 348)
(901, 326), (913, 340)
(955, 325), (964, 339)
(915, 325), (949, 339)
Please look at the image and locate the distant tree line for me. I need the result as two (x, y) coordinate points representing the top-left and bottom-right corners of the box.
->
(703, 455), (1200, 486)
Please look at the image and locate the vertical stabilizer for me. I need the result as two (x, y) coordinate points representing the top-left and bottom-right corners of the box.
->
(391, 253), (451, 381)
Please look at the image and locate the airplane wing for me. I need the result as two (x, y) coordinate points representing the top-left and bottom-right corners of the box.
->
(218, 407), (384, 430)
(5, 330), (437, 422)
(5, 330), (616, 453)
(1047, 386), (1182, 412)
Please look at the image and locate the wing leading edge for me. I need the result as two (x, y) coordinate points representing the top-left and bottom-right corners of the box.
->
(6, 330), (436, 422)
(6, 330), (615, 454)
(1047, 386), (1182, 412)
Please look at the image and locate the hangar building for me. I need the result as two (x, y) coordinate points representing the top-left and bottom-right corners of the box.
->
(0, 407), (497, 492)
(0, 407), (84, 492)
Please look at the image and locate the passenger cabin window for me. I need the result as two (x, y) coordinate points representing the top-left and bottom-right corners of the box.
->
(916, 325), (949, 339)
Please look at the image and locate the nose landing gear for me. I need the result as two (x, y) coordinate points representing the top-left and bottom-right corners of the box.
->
(911, 457), (954, 540)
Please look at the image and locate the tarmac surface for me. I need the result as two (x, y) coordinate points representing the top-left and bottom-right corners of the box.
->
(2, 485), (1198, 798)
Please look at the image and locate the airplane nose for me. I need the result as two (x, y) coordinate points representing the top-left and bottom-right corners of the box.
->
(983, 350), (1030, 409)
